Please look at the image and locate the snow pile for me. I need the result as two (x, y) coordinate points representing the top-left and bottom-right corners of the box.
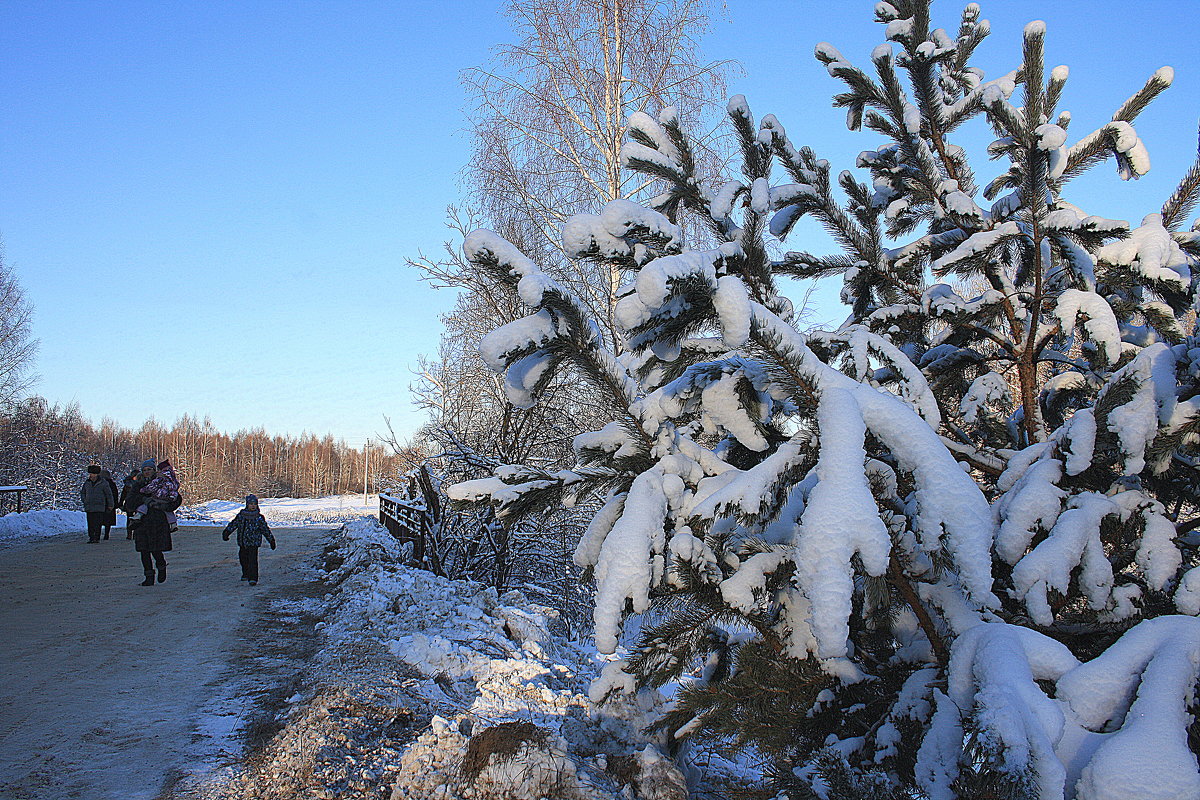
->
(206, 517), (685, 800)
(319, 518), (685, 800)
(0, 509), (85, 542)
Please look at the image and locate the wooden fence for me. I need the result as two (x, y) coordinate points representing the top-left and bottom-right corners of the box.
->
(379, 492), (429, 563)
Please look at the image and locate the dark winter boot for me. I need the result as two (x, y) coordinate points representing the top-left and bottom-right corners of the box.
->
(157, 566), (167, 583)
(140, 575), (155, 586)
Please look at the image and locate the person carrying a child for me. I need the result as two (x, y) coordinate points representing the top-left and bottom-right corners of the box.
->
(130, 458), (182, 533)
(127, 459), (173, 586)
(222, 495), (275, 585)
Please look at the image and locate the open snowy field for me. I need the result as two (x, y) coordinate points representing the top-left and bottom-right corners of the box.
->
(0, 495), (380, 544)
(184, 494), (381, 526)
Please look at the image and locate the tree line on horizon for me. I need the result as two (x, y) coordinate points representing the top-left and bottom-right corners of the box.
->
(0, 396), (414, 512)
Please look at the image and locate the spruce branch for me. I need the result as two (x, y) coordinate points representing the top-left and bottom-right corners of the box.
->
(1161, 124), (1200, 231)
(728, 98), (770, 181)
(1020, 21), (1047, 127)
(1061, 68), (1171, 183)
(887, 553), (948, 667)
(1113, 66), (1175, 124)
(1046, 64), (1069, 114)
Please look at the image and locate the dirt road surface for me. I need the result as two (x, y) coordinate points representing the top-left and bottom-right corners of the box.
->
(0, 524), (333, 800)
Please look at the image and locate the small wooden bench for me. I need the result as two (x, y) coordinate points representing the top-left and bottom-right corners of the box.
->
(0, 486), (28, 515)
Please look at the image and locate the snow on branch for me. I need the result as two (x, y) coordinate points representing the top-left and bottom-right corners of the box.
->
(794, 387), (891, 663)
(1052, 289), (1122, 365)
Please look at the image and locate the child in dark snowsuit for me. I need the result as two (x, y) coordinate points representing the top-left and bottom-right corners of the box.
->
(131, 459), (182, 532)
(221, 495), (275, 585)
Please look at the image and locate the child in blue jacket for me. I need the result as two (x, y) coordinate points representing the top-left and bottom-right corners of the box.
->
(221, 495), (276, 585)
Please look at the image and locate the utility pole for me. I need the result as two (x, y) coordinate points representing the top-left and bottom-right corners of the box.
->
(363, 438), (371, 506)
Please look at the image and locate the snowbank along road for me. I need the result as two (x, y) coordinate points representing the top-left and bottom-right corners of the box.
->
(0, 523), (333, 800)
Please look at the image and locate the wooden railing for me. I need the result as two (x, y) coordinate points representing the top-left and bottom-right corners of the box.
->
(379, 492), (428, 563)
(0, 486), (27, 516)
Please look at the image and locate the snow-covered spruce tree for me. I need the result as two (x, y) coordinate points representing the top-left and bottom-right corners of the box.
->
(449, 2), (1200, 797)
(408, 0), (732, 631)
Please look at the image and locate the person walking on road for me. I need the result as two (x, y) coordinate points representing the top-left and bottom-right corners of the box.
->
(126, 459), (172, 586)
(80, 465), (114, 544)
(221, 495), (275, 586)
(100, 469), (119, 540)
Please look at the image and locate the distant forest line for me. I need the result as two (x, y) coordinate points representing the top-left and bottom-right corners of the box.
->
(0, 396), (413, 511)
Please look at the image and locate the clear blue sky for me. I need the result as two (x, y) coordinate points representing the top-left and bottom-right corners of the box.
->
(2, 1), (1197, 447)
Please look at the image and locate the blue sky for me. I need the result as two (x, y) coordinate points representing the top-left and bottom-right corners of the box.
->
(2, 1), (1197, 447)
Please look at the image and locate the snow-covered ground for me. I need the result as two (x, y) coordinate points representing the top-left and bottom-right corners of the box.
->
(183, 494), (381, 526)
(0, 509), (86, 542)
(1, 505), (697, 799)
(192, 517), (688, 800)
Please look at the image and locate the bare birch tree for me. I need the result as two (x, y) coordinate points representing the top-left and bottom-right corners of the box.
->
(416, 0), (730, 346)
(409, 0), (733, 462)
(399, 0), (733, 633)
(457, 0), (731, 342)
(0, 249), (38, 407)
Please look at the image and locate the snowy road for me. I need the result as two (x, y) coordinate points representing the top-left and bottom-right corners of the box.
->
(0, 524), (334, 800)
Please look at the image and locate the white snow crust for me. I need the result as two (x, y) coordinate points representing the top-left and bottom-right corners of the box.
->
(0, 509), (86, 542)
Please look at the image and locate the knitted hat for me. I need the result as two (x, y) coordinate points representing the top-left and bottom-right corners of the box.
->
(141, 459), (157, 469)
(87, 465), (101, 474)
(245, 494), (258, 506)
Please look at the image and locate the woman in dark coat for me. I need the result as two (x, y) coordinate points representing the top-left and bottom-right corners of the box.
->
(126, 459), (172, 586)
